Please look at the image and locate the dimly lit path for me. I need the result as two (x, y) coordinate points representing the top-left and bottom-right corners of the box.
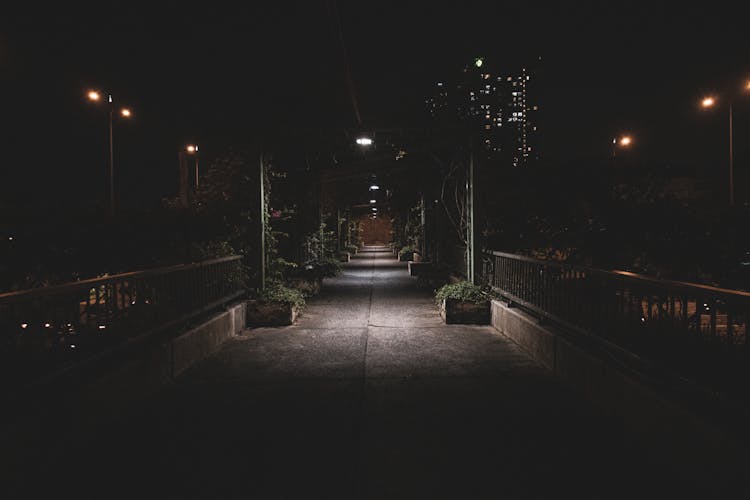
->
(5, 247), (739, 498)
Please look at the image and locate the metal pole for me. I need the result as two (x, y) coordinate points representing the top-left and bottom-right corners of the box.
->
(195, 156), (199, 190)
(729, 103), (734, 207)
(108, 96), (115, 215)
(420, 193), (426, 260)
(466, 141), (475, 284)
(259, 149), (266, 291)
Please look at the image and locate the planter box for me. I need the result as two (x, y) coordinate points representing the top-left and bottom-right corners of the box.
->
(440, 298), (490, 325)
(246, 300), (300, 326)
(408, 261), (432, 276)
(399, 251), (415, 262)
(288, 277), (322, 297)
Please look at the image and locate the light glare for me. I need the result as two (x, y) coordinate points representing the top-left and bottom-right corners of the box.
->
(369, 185), (380, 190)
(87, 90), (101, 101)
(701, 97), (715, 108)
(120, 108), (132, 117)
(356, 137), (373, 146)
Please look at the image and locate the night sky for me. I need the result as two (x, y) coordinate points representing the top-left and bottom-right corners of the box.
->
(1, 1), (748, 210)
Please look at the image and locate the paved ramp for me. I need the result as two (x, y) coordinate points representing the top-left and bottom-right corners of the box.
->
(4, 246), (739, 499)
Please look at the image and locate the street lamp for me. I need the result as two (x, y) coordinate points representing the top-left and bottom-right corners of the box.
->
(356, 137), (373, 146)
(699, 84), (749, 207)
(610, 134), (633, 201)
(611, 134), (633, 159)
(185, 144), (199, 189)
(86, 90), (132, 215)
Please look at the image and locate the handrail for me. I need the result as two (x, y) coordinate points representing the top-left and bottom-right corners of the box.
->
(482, 249), (750, 399)
(486, 250), (750, 300)
(0, 255), (246, 389)
(0, 255), (242, 303)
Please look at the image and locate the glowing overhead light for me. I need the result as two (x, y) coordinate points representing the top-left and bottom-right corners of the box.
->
(372, 207), (377, 211)
(356, 137), (373, 146)
(186, 144), (198, 153)
(120, 108), (132, 117)
(20, 323), (28, 329)
(619, 136), (632, 146)
(701, 96), (716, 108)
(474, 57), (484, 68)
(369, 185), (380, 190)
(87, 90), (101, 101)
(370, 199), (376, 203)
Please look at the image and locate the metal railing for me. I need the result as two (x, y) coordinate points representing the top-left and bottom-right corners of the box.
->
(0, 256), (245, 387)
(483, 250), (750, 397)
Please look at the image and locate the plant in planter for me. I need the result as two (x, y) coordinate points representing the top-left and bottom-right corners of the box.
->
(247, 282), (306, 326)
(398, 246), (418, 262)
(434, 281), (494, 325)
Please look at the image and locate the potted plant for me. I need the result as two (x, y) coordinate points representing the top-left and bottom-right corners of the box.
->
(398, 246), (418, 262)
(247, 283), (306, 326)
(435, 281), (492, 324)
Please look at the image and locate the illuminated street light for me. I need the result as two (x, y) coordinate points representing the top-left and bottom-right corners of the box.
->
(85, 89), (133, 215)
(370, 199), (376, 203)
(185, 144), (200, 189)
(356, 137), (373, 146)
(611, 134), (633, 159)
(701, 96), (716, 108)
(474, 57), (484, 68)
(699, 83), (750, 207)
(369, 184), (380, 190)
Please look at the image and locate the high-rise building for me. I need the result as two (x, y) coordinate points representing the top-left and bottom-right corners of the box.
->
(426, 57), (541, 167)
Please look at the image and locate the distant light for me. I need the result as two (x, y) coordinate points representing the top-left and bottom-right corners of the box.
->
(87, 90), (101, 101)
(356, 137), (373, 146)
(70, 344), (76, 349)
(8, 236), (13, 241)
(372, 207), (377, 211)
(701, 96), (715, 108)
(120, 108), (132, 117)
(20, 323), (28, 329)
(619, 136), (632, 147)
(369, 185), (380, 190)
(98, 325), (106, 330)
(370, 199), (376, 203)
(186, 144), (197, 153)
(474, 57), (484, 68)
(44, 323), (51, 328)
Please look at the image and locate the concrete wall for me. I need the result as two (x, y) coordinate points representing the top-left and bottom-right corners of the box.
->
(490, 299), (742, 476)
(57, 301), (246, 409)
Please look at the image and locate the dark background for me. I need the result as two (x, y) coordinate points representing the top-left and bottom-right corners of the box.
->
(1, 1), (748, 210)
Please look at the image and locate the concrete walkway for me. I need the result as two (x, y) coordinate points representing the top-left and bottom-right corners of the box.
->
(5, 246), (738, 498)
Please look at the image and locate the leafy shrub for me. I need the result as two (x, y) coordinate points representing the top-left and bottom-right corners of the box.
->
(434, 281), (493, 305)
(399, 246), (417, 257)
(258, 282), (306, 309)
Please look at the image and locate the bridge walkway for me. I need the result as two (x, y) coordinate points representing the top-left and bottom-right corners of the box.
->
(5, 246), (736, 498)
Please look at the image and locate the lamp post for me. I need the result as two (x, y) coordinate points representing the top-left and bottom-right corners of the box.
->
(86, 90), (132, 215)
(186, 144), (199, 189)
(610, 135), (633, 200)
(699, 82), (749, 207)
